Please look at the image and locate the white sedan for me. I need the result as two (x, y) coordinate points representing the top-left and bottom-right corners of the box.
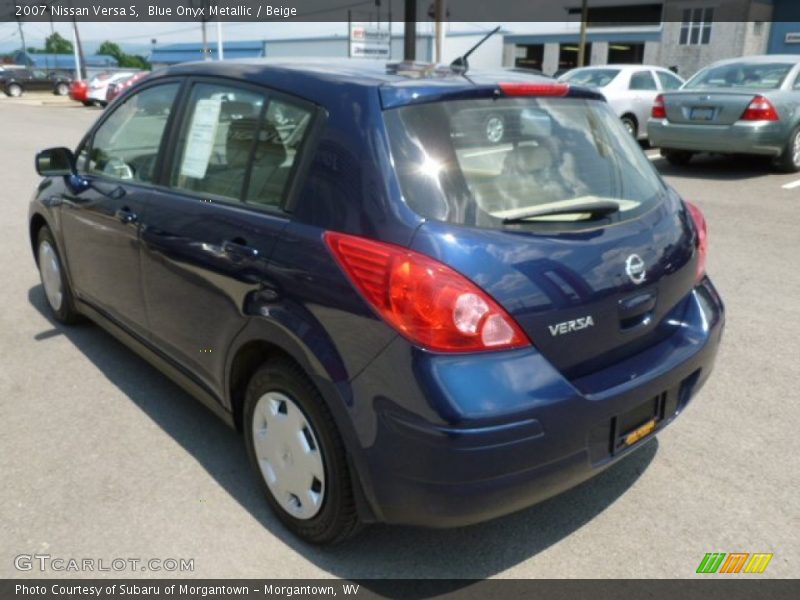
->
(559, 65), (685, 140)
(86, 71), (137, 107)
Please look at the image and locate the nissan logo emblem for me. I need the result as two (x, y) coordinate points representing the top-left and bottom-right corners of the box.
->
(625, 254), (647, 285)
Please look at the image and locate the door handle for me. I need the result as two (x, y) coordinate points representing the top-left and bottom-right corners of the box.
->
(115, 206), (137, 224)
(222, 238), (259, 259)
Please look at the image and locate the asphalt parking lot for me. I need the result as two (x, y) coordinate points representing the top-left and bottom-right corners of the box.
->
(1, 98), (798, 581)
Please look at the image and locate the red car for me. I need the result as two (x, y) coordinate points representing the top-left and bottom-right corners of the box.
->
(68, 80), (90, 106)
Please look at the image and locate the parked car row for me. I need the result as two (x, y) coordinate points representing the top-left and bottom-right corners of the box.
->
(0, 66), (72, 97)
(558, 54), (800, 172)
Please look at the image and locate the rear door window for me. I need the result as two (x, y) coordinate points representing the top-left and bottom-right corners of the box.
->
(384, 96), (664, 230)
(170, 82), (313, 207)
(629, 71), (658, 91)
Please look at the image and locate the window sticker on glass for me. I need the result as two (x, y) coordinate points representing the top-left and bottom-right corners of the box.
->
(180, 98), (222, 179)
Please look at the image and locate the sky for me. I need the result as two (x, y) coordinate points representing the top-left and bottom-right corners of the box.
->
(0, 21), (576, 54)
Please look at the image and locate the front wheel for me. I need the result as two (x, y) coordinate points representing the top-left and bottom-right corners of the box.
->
(243, 359), (361, 544)
(6, 83), (22, 97)
(662, 150), (694, 166)
(55, 82), (69, 96)
(774, 127), (800, 173)
(36, 227), (81, 324)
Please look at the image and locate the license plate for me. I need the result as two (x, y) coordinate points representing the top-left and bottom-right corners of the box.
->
(690, 107), (714, 121)
(624, 418), (657, 446)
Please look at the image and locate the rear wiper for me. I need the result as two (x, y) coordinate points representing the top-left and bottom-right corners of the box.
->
(501, 200), (620, 224)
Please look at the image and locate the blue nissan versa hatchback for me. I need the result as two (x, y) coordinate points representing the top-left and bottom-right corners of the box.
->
(30, 59), (724, 544)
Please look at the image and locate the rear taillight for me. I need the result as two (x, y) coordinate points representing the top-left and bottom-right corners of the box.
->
(499, 82), (569, 97)
(685, 201), (708, 282)
(652, 94), (667, 119)
(324, 232), (530, 353)
(740, 95), (779, 121)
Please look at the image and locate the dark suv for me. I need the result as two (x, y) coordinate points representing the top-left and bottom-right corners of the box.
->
(30, 60), (724, 544)
(2, 67), (71, 97)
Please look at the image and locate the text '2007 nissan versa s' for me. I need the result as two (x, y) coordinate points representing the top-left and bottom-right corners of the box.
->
(29, 57), (724, 544)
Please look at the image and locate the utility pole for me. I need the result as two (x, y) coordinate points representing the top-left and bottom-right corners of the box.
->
(578, 0), (589, 67)
(72, 19), (87, 79)
(216, 20), (223, 60)
(403, 0), (416, 62)
(434, 0), (445, 63)
(15, 18), (27, 60)
(202, 19), (209, 60)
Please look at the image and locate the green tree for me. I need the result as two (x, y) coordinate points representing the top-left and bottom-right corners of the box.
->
(44, 32), (73, 54)
(96, 41), (124, 61)
(96, 41), (150, 70)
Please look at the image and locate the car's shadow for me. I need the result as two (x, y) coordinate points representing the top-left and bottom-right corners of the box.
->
(29, 285), (657, 590)
(650, 152), (778, 181)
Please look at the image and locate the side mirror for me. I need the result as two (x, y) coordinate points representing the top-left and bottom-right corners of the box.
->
(36, 147), (75, 177)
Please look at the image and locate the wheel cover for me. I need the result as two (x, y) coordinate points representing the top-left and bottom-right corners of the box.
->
(39, 241), (63, 312)
(792, 131), (800, 167)
(623, 119), (636, 135)
(486, 117), (504, 143)
(9, 85), (21, 97)
(252, 391), (325, 520)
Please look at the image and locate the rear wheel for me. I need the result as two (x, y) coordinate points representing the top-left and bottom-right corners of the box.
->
(620, 115), (637, 138)
(36, 227), (81, 324)
(243, 359), (361, 544)
(55, 82), (69, 96)
(484, 115), (505, 144)
(662, 150), (694, 166)
(6, 83), (22, 97)
(774, 127), (800, 173)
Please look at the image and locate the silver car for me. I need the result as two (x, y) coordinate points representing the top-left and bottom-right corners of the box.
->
(648, 55), (800, 172)
(559, 65), (685, 140)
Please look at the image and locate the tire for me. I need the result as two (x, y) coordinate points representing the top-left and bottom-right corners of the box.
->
(6, 83), (22, 97)
(662, 150), (694, 166)
(36, 227), (81, 324)
(243, 358), (361, 544)
(774, 126), (800, 173)
(484, 114), (505, 144)
(82, 101), (94, 107)
(55, 82), (69, 96)
(621, 115), (638, 138)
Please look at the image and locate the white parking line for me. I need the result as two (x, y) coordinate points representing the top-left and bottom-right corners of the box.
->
(781, 179), (800, 190)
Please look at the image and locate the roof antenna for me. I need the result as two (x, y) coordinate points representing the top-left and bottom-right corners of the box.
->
(450, 26), (501, 75)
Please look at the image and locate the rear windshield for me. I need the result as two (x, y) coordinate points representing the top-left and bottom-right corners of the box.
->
(384, 96), (664, 230)
(560, 69), (620, 88)
(685, 62), (794, 90)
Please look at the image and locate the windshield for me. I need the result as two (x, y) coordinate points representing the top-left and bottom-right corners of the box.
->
(685, 62), (794, 90)
(384, 96), (664, 230)
(560, 68), (621, 88)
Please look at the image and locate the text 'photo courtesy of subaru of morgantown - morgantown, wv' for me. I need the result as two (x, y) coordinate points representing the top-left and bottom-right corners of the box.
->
(30, 58), (722, 545)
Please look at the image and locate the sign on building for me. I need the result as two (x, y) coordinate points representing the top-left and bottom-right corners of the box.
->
(785, 32), (800, 44)
(349, 22), (390, 58)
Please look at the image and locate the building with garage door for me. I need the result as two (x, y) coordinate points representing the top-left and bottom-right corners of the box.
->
(503, 0), (799, 78)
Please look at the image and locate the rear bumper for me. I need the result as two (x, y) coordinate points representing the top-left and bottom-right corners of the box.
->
(647, 118), (785, 156)
(347, 279), (725, 527)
